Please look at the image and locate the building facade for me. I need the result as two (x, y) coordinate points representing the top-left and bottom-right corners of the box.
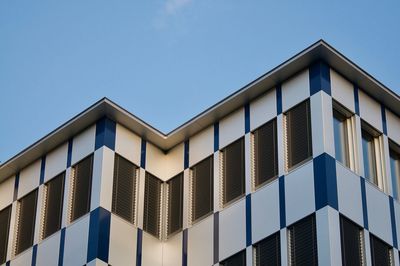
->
(0, 40), (400, 266)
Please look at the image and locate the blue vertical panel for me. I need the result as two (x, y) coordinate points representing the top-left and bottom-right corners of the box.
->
(381, 104), (388, 135)
(389, 197), (398, 248)
(309, 61), (331, 96)
(67, 139), (73, 168)
(182, 229), (188, 266)
(136, 229), (143, 266)
(184, 140), (189, 169)
(244, 103), (250, 134)
(354, 85), (360, 116)
(58, 228), (66, 266)
(245, 194), (252, 246)
(313, 153), (338, 210)
(95, 117), (116, 151)
(13, 172), (20, 201)
(87, 207), (111, 263)
(213, 212), (219, 264)
(6, 261), (10, 266)
(276, 85), (282, 115)
(39, 156), (46, 185)
(140, 139), (146, 169)
(214, 122), (219, 152)
(279, 176), (286, 229)
(31, 244), (37, 266)
(360, 177), (369, 229)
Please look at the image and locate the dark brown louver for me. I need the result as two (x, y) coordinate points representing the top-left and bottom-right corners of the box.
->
(16, 190), (38, 255)
(0, 206), (12, 264)
(71, 155), (93, 222)
(286, 100), (312, 169)
(223, 138), (245, 205)
(43, 173), (65, 239)
(112, 154), (138, 224)
(254, 119), (278, 187)
(254, 232), (281, 266)
(191, 156), (213, 223)
(340, 216), (364, 266)
(370, 234), (392, 266)
(220, 250), (246, 266)
(143, 172), (162, 238)
(288, 214), (318, 266)
(167, 173), (183, 236)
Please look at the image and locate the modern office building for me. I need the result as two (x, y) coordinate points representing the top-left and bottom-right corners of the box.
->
(1, 40), (400, 266)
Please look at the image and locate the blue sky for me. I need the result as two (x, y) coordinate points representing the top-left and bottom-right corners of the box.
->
(0, 0), (399, 162)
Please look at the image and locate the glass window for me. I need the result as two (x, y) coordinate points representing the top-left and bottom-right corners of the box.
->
(362, 129), (378, 185)
(333, 109), (350, 167)
(389, 141), (400, 200)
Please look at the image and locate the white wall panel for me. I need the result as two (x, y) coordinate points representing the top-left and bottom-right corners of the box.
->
(387, 110), (400, 145)
(44, 143), (68, 183)
(395, 200), (400, 251)
(330, 70), (355, 113)
(11, 248), (32, 266)
(0, 176), (14, 210)
(250, 89), (276, 131)
(18, 159), (40, 199)
(115, 124), (141, 166)
(189, 126), (214, 167)
(359, 90), (382, 132)
(142, 232), (163, 266)
(109, 215), (137, 266)
(71, 125), (96, 165)
(163, 232), (182, 266)
(188, 216), (213, 266)
(164, 143), (184, 180)
(63, 215), (90, 266)
(145, 142), (166, 180)
(36, 231), (60, 266)
(219, 108), (244, 149)
(282, 69), (310, 112)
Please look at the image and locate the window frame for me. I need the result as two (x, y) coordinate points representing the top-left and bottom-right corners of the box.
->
(389, 140), (400, 201)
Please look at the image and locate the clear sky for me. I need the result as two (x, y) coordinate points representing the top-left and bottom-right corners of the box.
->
(0, 0), (399, 162)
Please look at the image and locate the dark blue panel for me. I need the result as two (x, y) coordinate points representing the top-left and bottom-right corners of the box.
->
(246, 194), (252, 246)
(389, 197), (398, 248)
(381, 104), (388, 135)
(87, 207), (111, 263)
(184, 140), (189, 169)
(276, 85), (282, 115)
(136, 229), (143, 266)
(279, 176), (286, 228)
(95, 117), (116, 151)
(354, 85), (360, 116)
(67, 139), (73, 168)
(140, 139), (146, 169)
(245, 103), (250, 134)
(309, 61), (331, 96)
(6, 261), (10, 266)
(182, 229), (188, 266)
(360, 177), (369, 229)
(313, 153), (338, 210)
(31, 244), (37, 266)
(39, 156), (46, 185)
(213, 212), (219, 264)
(13, 172), (19, 201)
(58, 228), (66, 266)
(214, 122), (219, 152)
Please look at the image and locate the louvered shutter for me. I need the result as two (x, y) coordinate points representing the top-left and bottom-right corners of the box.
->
(43, 173), (65, 239)
(286, 100), (312, 169)
(71, 155), (93, 222)
(191, 156), (213, 222)
(370, 235), (392, 266)
(254, 232), (281, 266)
(223, 138), (245, 205)
(143, 173), (162, 238)
(288, 215), (318, 266)
(15, 190), (38, 255)
(112, 155), (138, 224)
(167, 173), (183, 236)
(340, 216), (364, 266)
(221, 250), (246, 266)
(0, 206), (11, 264)
(254, 119), (278, 187)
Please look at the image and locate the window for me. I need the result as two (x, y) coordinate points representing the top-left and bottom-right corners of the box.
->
(42, 173), (65, 240)
(143, 172), (162, 238)
(0, 206), (12, 264)
(252, 118), (278, 188)
(284, 100), (313, 171)
(167, 173), (183, 237)
(361, 122), (386, 190)
(112, 154), (138, 224)
(254, 232), (281, 266)
(288, 214), (318, 266)
(220, 250), (246, 266)
(340, 216), (365, 266)
(220, 138), (245, 206)
(70, 155), (93, 223)
(389, 141), (400, 200)
(370, 234), (393, 266)
(15, 190), (38, 255)
(190, 156), (213, 224)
